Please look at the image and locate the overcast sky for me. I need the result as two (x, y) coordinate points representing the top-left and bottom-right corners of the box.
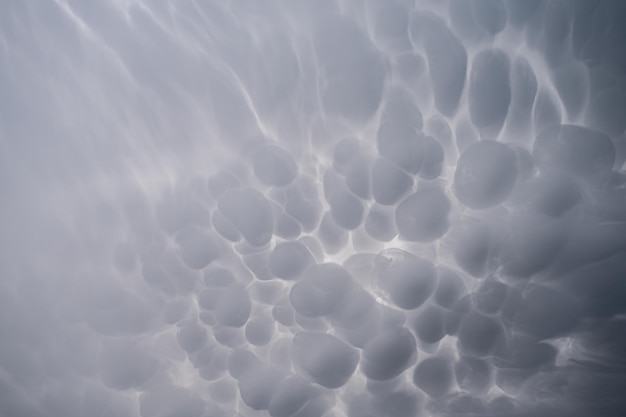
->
(1, 1), (626, 417)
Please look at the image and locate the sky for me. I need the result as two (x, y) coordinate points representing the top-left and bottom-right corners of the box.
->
(1, 1), (626, 416)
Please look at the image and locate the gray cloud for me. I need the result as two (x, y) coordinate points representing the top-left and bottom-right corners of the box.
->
(1, 1), (626, 416)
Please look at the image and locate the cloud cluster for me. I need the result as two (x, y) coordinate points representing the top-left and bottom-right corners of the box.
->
(1, 1), (626, 417)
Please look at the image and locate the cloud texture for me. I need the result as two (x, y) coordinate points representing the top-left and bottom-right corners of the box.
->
(1, 1), (626, 416)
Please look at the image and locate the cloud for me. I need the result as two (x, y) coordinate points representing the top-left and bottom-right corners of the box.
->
(1, 1), (626, 416)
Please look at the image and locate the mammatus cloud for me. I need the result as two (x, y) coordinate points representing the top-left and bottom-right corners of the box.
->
(1, 1), (626, 416)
